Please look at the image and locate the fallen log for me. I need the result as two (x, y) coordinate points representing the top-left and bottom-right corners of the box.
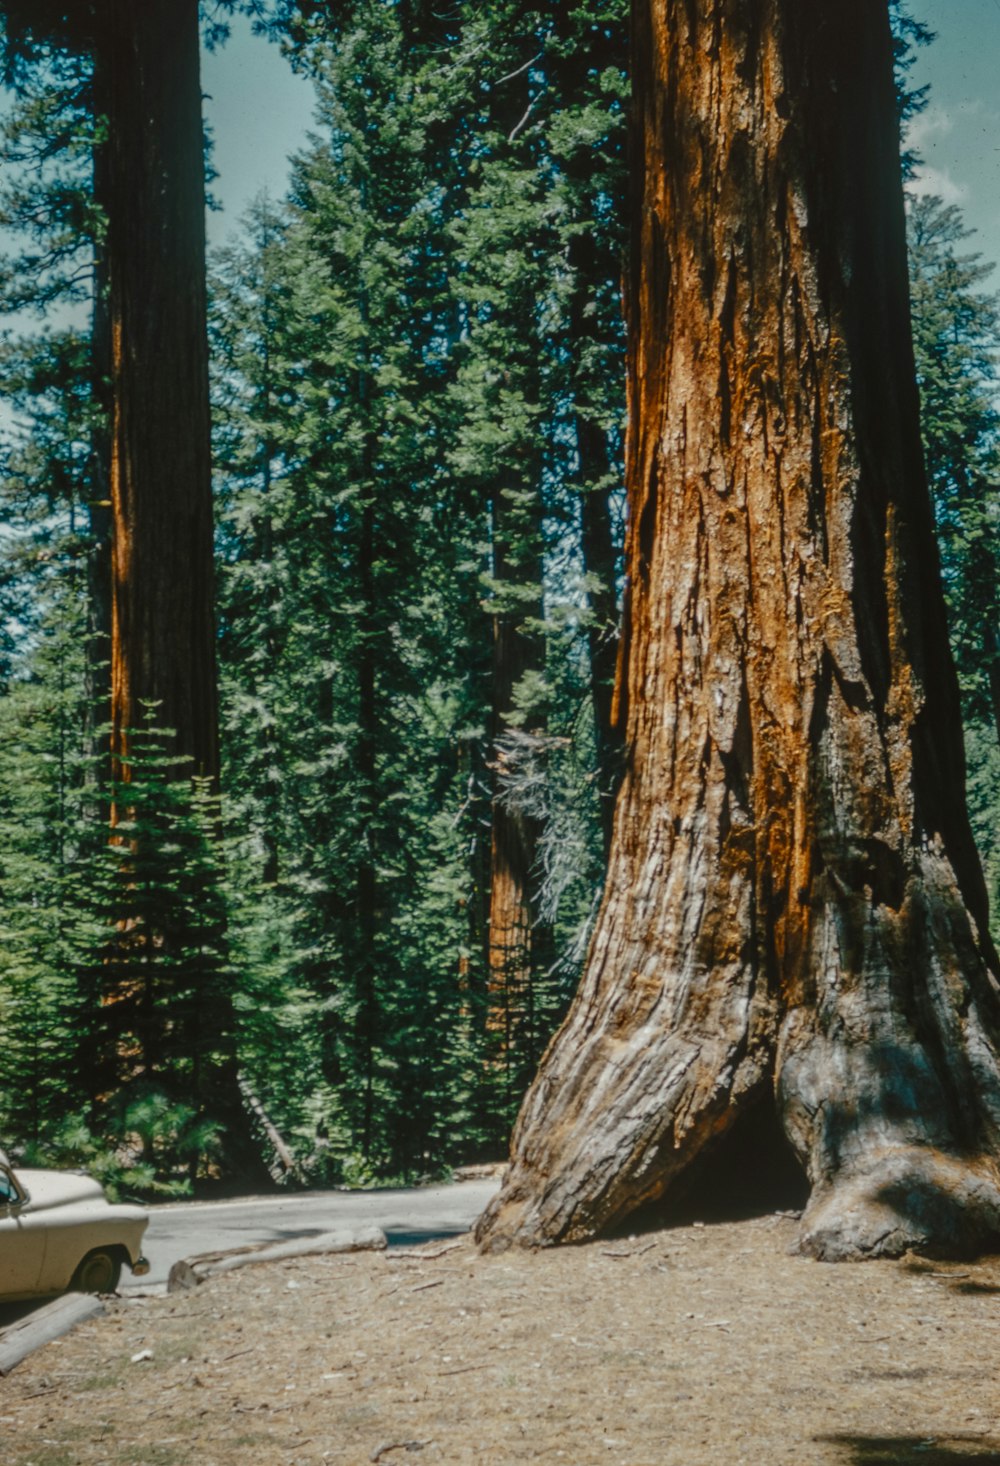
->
(0, 1293), (105, 1376)
(167, 1224), (388, 1292)
(239, 1076), (297, 1180)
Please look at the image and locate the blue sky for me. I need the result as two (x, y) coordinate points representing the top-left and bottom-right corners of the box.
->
(908, 0), (1000, 273)
(201, 17), (313, 246)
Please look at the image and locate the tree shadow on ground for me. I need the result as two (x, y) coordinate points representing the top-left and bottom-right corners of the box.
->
(258, 1224), (472, 1249)
(0, 1300), (38, 1329)
(819, 1434), (1000, 1464)
(901, 1259), (1000, 1296)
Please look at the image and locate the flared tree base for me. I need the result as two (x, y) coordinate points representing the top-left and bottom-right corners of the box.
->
(797, 1147), (1000, 1261)
(476, 1121), (1000, 1262)
(475, 878), (1000, 1263)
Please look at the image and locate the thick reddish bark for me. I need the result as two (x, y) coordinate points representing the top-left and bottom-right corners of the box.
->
(106, 0), (219, 781)
(476, 0), (1000, 1260)
(98, 3), (265, 1182)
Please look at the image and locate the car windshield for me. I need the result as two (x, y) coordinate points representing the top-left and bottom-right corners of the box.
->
(0, 1168), (19, 1204)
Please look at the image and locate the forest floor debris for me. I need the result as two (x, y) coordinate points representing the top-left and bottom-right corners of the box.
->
(3, 1215), (1000, 1465)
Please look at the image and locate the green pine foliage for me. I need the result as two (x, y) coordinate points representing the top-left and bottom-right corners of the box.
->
(907, 194), (1000, 925)
(211, 5), (493, 1176)
(82, 711), (235, 1187)
(0, 613), (95, 1147)
(0, 64), (105, 1155)
(908, 194), (1000, 721)
(209, 0), (629, 1172)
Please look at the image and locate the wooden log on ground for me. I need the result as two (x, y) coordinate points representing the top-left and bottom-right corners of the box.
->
(167, 1224), (388, 1292)
(239, 1076), (298, 1180)
(0, 1293), (105, 1376)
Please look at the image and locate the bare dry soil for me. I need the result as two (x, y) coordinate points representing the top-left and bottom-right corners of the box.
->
(3, 1215), (1000, 1465)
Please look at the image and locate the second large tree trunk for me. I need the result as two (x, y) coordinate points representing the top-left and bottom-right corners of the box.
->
(476, 0), (1000, 1260)
(98, 1), (264, 1183)
(106, 0), (219, 781)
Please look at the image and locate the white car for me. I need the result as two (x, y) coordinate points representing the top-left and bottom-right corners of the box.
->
(0, 1147), (149, 1300)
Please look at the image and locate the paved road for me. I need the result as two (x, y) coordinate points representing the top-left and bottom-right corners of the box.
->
(127, 1177), (500, 1290)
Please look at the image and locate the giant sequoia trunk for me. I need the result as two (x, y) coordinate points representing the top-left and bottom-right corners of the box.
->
(476, 0), (1000, 1260)
(106, 0), (219, 781)
(98, 1), (264, 1181)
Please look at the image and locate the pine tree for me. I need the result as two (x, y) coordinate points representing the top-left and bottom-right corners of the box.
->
(908, 194), (1000, 740)
(0, 605), (96, 1149)
(220, 0), (634, 1160)
(212, 5), (494, 1174)
(83, 709), (237, 1186)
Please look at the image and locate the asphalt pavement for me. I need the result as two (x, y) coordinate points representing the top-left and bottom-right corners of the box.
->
(126, 1176), (500, 1290)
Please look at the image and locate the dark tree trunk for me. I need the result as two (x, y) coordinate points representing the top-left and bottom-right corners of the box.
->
(98, 0), (264, 1182)
(567, 231), (622, 860)
(486, 482), (548, 1111)
(86, 45), (112, 770)
(557, 12), (627, 859)
(476, 0), (1000, 1261)
(105, 0), (219, 782)
(356, 486), (379, 1158)
(985, 616), (1000, 752)
(575, 407), (621, 860)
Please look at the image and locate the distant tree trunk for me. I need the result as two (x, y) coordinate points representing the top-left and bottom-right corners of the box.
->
(577, 422), (620, 860)
(486, 483), (547, 1111)
(255, 253), (282, 889)
(558, 14), (627, 859)
(105, 0), (219, 782)
(86, 46), (112, 771)
(256, 464), (281, 890)
(356, 485), (379, 1158)
(984, 617), (1000, 752)
(477, 0), (1000, 1260)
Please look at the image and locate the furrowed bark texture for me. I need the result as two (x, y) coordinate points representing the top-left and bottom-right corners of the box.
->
(476, 0), (1000, 1260)
(100, 2), (263, 1183)
(106, 0), (219, 781)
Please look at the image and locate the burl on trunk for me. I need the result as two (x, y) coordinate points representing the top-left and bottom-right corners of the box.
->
(476, 0), (1000, 1260)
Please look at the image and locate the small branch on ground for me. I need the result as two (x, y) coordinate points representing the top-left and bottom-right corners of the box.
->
(370, 1442), (428, 1462)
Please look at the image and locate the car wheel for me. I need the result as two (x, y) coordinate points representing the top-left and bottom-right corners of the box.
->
(71, 1249), (122, 1293)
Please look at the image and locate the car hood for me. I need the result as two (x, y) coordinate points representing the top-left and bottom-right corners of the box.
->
(16, 1169), (107, 1212)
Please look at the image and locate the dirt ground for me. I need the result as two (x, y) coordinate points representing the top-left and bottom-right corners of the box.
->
(3, 1214), (1000, 1466)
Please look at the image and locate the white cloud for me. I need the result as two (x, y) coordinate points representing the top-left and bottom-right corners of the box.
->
(904, 102), (973, 206)
(905, 102), (957, 155)
(908, 163), (969, 205)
